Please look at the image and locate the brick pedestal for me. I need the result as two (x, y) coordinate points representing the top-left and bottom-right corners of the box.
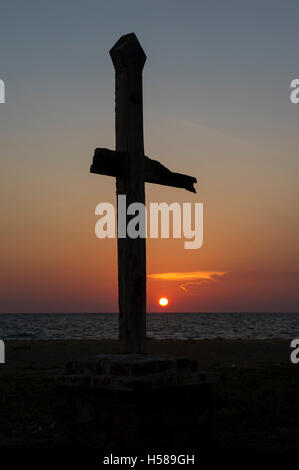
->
(54, 354), (217, 449)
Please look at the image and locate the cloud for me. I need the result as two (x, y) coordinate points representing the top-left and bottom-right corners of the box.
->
(147, 271), (226, 293)
(147, 271), (226, 281)
(148, 271), (299, 312)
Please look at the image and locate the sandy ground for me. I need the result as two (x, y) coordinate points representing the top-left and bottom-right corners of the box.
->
(0, 339), (298, 449)
(0, 339), (292, 377)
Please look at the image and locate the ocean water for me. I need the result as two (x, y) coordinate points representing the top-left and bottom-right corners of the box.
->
(0, 313), (298, 341)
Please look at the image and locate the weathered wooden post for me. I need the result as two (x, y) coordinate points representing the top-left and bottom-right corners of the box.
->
(90, 34), (196, 354)
(110, 34), (147, 354)
(54, 33), (217, 450)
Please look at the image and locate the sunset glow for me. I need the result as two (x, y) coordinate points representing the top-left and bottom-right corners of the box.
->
(0, 1), (298, 316)
(148, 271), (226, 281)
(159, 297), (169, 307)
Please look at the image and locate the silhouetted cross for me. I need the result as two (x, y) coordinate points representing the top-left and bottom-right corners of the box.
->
(90, 33), (197, 353)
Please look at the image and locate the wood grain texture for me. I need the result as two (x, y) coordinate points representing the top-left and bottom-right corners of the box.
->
(110, 33), (147, 353)
(91, 148), (197, 193)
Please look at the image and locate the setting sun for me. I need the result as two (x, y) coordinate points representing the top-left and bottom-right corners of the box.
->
(158, 297), (169, 307)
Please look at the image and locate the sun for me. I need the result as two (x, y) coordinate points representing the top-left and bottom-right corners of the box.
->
(158, 297), (169, 307)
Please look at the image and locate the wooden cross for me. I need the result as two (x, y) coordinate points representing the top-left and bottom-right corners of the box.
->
(90, 33), (197, 354)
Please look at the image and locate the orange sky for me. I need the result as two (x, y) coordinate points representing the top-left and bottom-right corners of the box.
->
(0, 3), (299, 313)
(1, 115), (299, 312)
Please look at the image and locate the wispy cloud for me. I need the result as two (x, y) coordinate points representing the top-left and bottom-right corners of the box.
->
(147, 271), (226, 293)
(148, 271), (226, 281)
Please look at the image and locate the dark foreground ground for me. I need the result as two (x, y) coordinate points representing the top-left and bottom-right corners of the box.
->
(0, 339), (298, 449)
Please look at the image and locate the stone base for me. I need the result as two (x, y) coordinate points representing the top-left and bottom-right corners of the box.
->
(54, 354), (217, 449)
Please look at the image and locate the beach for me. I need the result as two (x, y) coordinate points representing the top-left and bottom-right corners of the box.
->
(0, 339), (298, 449)
(0, 338), (292, 376)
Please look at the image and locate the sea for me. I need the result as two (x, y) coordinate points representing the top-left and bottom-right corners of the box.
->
(0, 312), (298, 341)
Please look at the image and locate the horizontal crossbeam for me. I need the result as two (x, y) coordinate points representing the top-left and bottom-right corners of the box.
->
(90, 148), (197, 193)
